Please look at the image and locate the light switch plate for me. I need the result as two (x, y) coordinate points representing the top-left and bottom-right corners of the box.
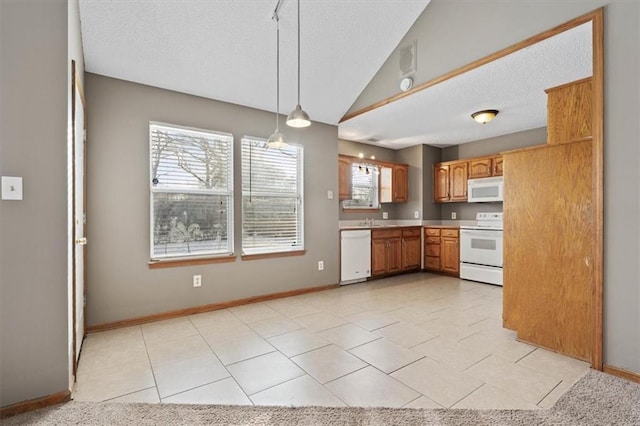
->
(327, 190), (334, 200)
(1, 176), (23, 200)
(414, 211), (420, 219)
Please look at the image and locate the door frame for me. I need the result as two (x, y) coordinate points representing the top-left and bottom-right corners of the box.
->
(71, 59), (87, 375)
(341, 9), (604, 369)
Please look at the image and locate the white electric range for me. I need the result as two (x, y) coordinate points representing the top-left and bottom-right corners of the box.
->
(459, 212), (503, 286)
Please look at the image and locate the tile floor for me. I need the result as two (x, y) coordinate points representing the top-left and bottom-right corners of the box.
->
(73, 273), (591, 409)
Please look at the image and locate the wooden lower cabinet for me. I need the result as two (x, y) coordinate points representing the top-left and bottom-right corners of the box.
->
(401, 228), (421, 271)
(371, 229), (402, 277)
(424, 227), (459, 276)
(372, 227), (420, 277)
(441, 233), (460, 274)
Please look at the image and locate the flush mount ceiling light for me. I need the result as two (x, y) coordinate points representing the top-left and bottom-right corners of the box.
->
(286, 0), (311, 128)
(267, 3), (287, 148)
(471, 109), (499, 124)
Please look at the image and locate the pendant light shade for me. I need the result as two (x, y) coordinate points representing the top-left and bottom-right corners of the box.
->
(267, 130), (287, 149)
(286, 0), (311, 128)
(287, 104), (311, 128)
(267, 8), (287, 148)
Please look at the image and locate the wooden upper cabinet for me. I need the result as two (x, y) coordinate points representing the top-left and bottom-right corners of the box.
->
(433, 161), (467, 202)
(492, 156), (504, 176)
(392, 164), (408, 203)
(546, 77), (593, 144)
(449, 161), (468, 202)
(433, 164), (450, 202)
(338, 156), (352, 200)
(468, 158), (492, 179)
(469, 156), (503, 179)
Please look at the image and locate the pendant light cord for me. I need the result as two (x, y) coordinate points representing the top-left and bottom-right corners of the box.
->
(276, 14), (281, 132)
(297, 0), (301, 106)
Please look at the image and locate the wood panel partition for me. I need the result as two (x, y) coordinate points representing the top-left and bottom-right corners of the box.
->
(503, 140), (593, 361)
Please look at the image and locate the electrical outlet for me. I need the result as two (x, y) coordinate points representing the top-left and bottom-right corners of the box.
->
(327, 190), (334, 200)
(382, 211), (389, 219)
(451, 212), (457, 220)
(414, 211), (420, 219)
(318, 261), (324, 271)
(193, 275), (202, 287)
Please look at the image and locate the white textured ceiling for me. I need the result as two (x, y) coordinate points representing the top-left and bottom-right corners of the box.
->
(78, 0), (430, 126)
(339, 21), (593, 148)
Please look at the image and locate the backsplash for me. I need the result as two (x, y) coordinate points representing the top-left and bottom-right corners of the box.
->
(440, 202), (503, 221)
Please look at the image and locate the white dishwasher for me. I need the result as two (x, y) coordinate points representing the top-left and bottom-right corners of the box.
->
(340, 230), (371, 285)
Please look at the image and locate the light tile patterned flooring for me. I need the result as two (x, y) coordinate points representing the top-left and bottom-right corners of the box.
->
(74, 273), (590, 409)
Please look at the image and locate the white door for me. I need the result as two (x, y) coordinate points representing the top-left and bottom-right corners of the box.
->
(72, 63), (86, 371)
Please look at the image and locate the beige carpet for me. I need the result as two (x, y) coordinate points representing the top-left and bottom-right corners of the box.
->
(4, 370), (639, 425)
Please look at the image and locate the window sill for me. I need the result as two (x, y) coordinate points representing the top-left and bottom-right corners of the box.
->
(241, 249), (306, 261)
(342, 208), (381, 213)
(148, 255), (236, 269)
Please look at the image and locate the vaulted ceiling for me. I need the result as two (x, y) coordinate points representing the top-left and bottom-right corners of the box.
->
(78, 0), (431, 126)
(78, 1), (592, 149)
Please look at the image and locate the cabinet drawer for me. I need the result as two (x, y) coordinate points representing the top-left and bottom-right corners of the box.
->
(425, 244), (440, 257)
(442, 229), (459, 237)
(402, 227), (422, 238)
(424, 257), (440, 270)
(372, 228), (402, 239)
(425, 228), (441, 237)
(425, 236), (440, 244)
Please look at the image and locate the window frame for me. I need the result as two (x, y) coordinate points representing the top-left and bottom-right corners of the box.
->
(149, 121), (234, 261)
(240, 136), (304, 257)
(342, 161), (380, 210)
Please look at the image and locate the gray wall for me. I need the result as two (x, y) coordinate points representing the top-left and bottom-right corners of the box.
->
(395, 145), (424, 220)
(352, 0), (640, 374)
(602, 1), (640, 372)
(422, 145), (442, 220)
(85, 74), (339, 326)
(440, 127), (547, 162)
(0, 0), (70, 407)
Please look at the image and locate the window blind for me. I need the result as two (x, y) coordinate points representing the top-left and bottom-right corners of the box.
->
(241, 137), (304, 254)
(343, 163), (379, 208)
(150, 123), (233, 259)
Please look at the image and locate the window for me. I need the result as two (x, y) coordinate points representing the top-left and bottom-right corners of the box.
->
(150, 123), (233, 260)
(343, 162), (379, 209)
(241, 137), (303, 255)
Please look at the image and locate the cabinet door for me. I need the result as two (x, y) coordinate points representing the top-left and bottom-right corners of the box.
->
(371, 238), (388, 276)
(433, 164), (450, 202)
(379, 167), (393, 203)
(450, 162), (468, 202)
(392, 165), (408, 202)
(441, 236), (459, 274)
(338, 156), (352, 200)
(492, 156), (503, 176)
(387, 238), (402, 273)
(402, 236), (421, 270)
(468, 158), (492, 179)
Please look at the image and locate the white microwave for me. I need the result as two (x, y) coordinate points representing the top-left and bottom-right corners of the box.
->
(467, 176), (503, 203)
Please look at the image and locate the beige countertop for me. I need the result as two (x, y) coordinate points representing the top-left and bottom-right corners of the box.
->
(339, 219), (476, 230)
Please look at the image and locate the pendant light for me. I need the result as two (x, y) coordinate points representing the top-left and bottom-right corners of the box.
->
(286, 0), (311, 128)
(267, 9), (287, 148)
